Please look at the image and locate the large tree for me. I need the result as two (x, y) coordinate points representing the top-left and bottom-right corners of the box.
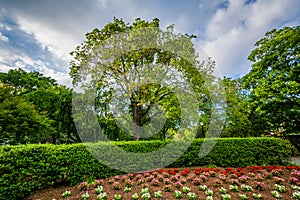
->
(70, 18), (214, 141)
(242, 26), (300, 135)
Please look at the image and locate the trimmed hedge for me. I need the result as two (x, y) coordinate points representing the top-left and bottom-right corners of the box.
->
(0, 137), (293, 199)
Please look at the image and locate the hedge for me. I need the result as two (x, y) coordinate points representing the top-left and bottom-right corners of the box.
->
(0, 137), (293, 199)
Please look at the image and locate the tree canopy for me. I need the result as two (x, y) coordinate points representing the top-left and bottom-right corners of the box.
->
(243, 26), (300, 135)
(0, 69), (79, 144)
(0, 81), (55, 144)
(70, 17), (216, 141)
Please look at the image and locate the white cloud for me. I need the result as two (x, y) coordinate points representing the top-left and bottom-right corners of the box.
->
(0, 33), (72, 87)
(35, 64), (73, 87)
(200, 0), (300, 77)
(2, 0), (225, 65)
(0, 46), (22, 64)
(0, 22), (12, 31)
(0, 0), (299, 85)
(0, 32), (8, 42)
(17, 17), (79, 63)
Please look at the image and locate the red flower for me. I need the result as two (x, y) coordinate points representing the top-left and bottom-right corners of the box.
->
(194, 168), (203, 175)
(181, 168), (191, 176)
(220, 171), (228, 176)
(287, 166), (300, 171)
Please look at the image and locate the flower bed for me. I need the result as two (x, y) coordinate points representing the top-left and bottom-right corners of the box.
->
(27, 165), (300, 199)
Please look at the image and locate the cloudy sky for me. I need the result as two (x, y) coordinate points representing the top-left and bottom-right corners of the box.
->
(0, 0), (299, 87)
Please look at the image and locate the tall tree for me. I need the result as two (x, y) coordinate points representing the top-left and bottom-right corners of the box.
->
(70, 18), (213, 141)
(242, 26), (300, 135)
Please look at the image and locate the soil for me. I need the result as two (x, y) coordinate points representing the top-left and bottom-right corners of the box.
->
(24, 166), (300, 200)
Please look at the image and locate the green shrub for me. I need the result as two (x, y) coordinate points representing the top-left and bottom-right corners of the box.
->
(170, 137), (293, 168)
(0, 137), (293, 199)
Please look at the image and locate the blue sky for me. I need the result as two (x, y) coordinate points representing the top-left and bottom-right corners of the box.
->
(0, 0), (299, 87)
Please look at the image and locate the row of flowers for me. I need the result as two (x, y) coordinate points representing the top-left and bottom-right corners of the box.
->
(61, 165), (300, 199)
(62, 184), (300, 199)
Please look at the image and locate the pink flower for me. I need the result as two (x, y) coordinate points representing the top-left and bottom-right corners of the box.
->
(193, 177), (202, 186)
(136, 179), (145, 185)
(230, 178), (239, 185)
(289, 176), (299, 184)
(163, 184), (172, 192)
(200, 175), (208, 182)
(209, 171), (216, 177)
(78, 181), (88, 191)
(171, 175), (180, 182)
(152, 179), (160, 186)
(136, 174), (143, 179)
(257, 173), (264, 181)
(292, 170), (300, 178)
(238, 175), (249, 183)
(219, 174), (227, 182)
(230, 173), (238, 179)
(213, 178), (222, 187)
(113, 181), (120, 189)
(162, 172), (170, 178)
(253, 181), (265, 191)
(180, 178), (187, 184)
(146, 176), (153, 182)
(202, 172), (210, 177)
(273, 176), (284, 184)
(128, 173), (134, 179)
(125, 180), (133, 187)
(187, 174), (195, 182)
(175, 181), (183, 188)
(164, 178), (171, 184)
(158, 175), (164, 181)
(94, 179), (104, 187)
(152, 172), (159, 177)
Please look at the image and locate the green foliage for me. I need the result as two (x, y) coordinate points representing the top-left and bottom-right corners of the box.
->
(70, 17), (214, 141)
(0, 82), (55, 144)
(0, 68), (57, 93)
(222, 78), (252, 137)
(24, 85), (79, 143)
(242, 26), (300, 135)
(221, 77), (268, 137)
(0, 143), (121, 200)
(0, 138), (293, 199)
(0, 69), (79, 144)
(174, 137), (293, 168)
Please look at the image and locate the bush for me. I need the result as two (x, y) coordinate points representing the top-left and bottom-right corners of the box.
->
(0, 137), (293, 199)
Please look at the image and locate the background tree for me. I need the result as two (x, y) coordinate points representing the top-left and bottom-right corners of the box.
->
(0, 82), (55, 144)
(242, 26), (300, 135)
(70, 18), (213, 141)
(0, 68), (57, 93)
(221, 77), (268, 137)
(0, 69), (79, 144)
